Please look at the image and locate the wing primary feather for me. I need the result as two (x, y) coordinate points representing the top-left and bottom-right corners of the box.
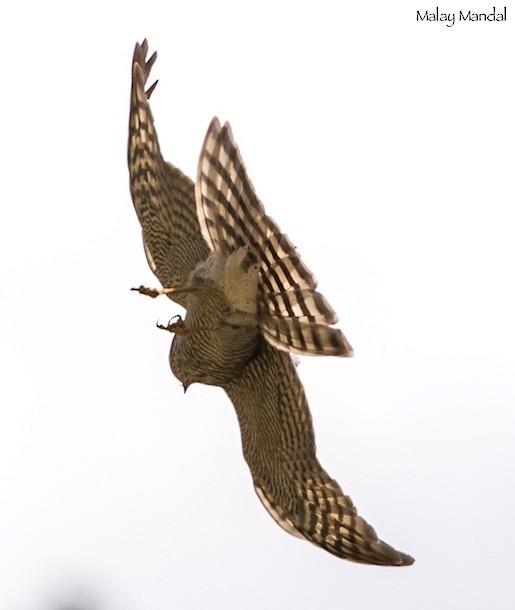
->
(128, 41), (210, 305)
(224, 342), (412, 566)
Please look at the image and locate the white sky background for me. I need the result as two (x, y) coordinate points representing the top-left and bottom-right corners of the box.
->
(1, 1), (514, 608)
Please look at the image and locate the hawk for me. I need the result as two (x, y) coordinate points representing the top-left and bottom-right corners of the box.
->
(128, 40), (414, 566)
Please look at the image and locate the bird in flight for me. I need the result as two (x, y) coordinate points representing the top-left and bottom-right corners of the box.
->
(128, 40), (414, 566)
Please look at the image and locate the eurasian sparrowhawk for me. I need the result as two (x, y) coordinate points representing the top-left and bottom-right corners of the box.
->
(128, 40), (413, 566)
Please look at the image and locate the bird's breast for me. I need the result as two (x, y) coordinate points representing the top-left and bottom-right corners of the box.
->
(169, 284), (260, 388)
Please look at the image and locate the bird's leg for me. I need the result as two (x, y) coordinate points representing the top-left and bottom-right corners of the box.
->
(156, 315), (212, 335)
(131, 285), (197, 298)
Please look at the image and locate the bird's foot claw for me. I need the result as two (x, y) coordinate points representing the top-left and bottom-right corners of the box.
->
(156, 315), (211, 335)
(157, 315), (186, 334)
(131, 285), (197, 299)
(132, 285), (164, 298)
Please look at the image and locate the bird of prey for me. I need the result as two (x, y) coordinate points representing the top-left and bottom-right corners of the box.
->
(128, 40), (414, 566)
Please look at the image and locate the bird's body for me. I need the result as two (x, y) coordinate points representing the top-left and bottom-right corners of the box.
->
(170, 250), (261, 389)
(128, 40), (414, 566)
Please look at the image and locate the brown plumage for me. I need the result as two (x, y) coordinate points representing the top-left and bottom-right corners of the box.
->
(128, 39), (414, 566)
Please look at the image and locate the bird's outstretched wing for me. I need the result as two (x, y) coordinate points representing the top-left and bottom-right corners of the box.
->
(128, 40), (210, 306)
(224, 341), (414, 566)
(196, 119), (353, 357)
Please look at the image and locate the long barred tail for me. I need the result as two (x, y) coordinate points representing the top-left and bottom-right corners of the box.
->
(195, 117), (353, 357)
